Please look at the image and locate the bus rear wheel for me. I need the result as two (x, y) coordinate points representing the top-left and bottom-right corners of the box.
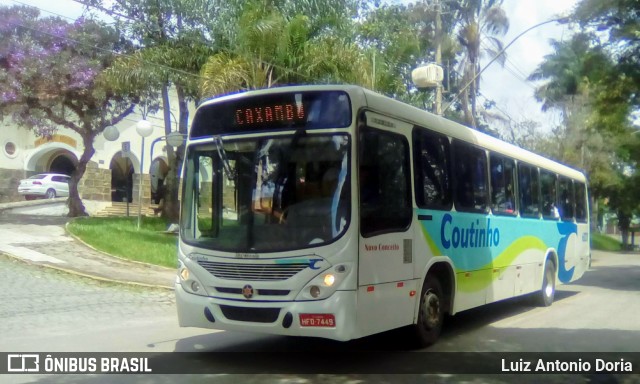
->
(413, 275), (444, 348)
(535, 260), (556, 307)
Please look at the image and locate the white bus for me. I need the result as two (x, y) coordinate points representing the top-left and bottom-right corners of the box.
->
(175, 85), (590, 346)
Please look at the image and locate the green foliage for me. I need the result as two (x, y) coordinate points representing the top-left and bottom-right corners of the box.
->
(67, 217), (177, 268)
(591, 233), (621, 251)
(357, 3), (422, 96)
(199, 0), (372, 97)
(564, 0), (640, 244)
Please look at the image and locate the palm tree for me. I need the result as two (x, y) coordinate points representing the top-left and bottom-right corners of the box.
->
(200, 2), (372, 98)
(528, 33), (618, 233)
(528, 34), (599, 115)
(453, 0), (509, 128)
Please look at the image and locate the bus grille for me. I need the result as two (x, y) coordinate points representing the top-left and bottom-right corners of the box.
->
(219, 305), (280, 323)
(197, 261), (308, 281)
(215, 287), (290, 296)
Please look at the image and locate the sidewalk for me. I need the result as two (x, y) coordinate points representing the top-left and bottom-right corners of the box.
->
(0, 199), (175, 290)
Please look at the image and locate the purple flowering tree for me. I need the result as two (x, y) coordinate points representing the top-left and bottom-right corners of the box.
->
(0, 6), (137, 216)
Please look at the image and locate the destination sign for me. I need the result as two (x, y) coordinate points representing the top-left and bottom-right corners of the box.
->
(190, 91), (351, 138)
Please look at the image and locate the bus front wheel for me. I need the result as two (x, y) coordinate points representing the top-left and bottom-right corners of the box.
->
(413, 275), (444, 347)
(535, 260), (556, 307)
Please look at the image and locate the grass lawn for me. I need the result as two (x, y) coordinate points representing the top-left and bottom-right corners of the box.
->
(67, 217), (178, 268)
(591, 232), (622, 251)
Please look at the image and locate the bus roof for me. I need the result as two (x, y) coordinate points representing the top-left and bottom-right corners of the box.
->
(197, 84), (586, 183)
(360, 87), (587, 182)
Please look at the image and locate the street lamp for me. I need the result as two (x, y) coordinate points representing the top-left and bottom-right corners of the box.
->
(136, 119), (154, 230)
(103, 125), (120, 142)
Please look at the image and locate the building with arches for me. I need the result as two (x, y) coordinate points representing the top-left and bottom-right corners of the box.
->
(0, 105), (186, 214)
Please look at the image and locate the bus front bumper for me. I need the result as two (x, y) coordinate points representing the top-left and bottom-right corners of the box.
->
(175, 283), (358, 341)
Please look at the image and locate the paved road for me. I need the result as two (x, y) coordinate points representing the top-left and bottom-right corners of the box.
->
(2, 249), (639, 382)
(0, 255), (200, 353)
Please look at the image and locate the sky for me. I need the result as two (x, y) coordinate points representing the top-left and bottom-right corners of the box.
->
(1, 0), (578, 132)
(480, 0), (578, 131)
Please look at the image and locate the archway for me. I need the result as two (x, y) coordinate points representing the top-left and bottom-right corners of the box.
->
(109, 152), (134, 202)
(49, 154), (76, 175)
(25, 145), (79, 174)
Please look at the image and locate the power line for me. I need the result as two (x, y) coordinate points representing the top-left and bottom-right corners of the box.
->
(478, 91), (518, 122)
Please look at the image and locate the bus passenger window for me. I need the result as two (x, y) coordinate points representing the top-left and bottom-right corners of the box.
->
(489, 153), (515, 214)
(413, 128), (451, 210)
(453, 141), (488, 213)
(575, 182), (588, 223)
(540, 170), (558, 219)
(518, 164), (540, 217)
(558, 177), (574, 221)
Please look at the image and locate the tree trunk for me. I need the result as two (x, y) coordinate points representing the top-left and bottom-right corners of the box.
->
(461, 63), (476, 128)
(161, 85), (188, 223)
(590, 195), (598, 233)
(618, 211), (631, 250)
(67, 133), (96, 217)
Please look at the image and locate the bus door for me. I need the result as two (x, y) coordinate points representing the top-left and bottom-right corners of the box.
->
(356, 112), (415, 336)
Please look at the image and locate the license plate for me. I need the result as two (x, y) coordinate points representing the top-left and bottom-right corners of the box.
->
(299, 314), (335, 327)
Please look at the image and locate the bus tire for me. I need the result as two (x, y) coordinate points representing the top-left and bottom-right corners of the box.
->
(535, 260), (556, 307)
(413, 275), (444, 347)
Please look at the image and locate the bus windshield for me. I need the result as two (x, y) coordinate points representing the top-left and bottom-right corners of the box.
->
(181, 134), (351, 253)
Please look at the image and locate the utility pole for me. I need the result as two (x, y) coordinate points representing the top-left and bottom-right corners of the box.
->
(434, 0), (443, 115)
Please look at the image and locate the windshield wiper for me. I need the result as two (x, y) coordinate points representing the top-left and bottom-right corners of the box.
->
(213, 135), (236, 181)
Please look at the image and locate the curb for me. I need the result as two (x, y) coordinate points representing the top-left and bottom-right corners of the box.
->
(0, 251), (174, 291)
(0, 197), (67, 213)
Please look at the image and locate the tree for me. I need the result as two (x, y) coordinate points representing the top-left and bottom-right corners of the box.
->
(356, 3), (423, 98)
(0, 6), (136, 216)
(86, 0), (215, 222)
(101, 42), (213, 222)
(199, 0), (372, 97)
(528, 34), (624, 229)
(451, 0), (509, 129)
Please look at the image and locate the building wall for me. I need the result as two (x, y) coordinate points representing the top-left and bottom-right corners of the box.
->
(0, 88), (193, 205)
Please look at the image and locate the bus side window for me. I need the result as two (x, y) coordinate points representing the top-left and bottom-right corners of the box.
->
(558, 176), (575, 221)
(575, 181), (588, 223)
(518, 163), (540, 217)
(540, 170), (558, 219)
(413, 128), (452, 210)
(489, 153), (516, 214)
(453, 140), (488, 213)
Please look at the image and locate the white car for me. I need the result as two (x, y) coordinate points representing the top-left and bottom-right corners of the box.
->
(18, 173), (71, 200)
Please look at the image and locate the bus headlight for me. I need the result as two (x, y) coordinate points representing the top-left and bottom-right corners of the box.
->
(323, 274), (336, 286)
(296, 263), (351, 301)
(177, 263), (208, 297)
